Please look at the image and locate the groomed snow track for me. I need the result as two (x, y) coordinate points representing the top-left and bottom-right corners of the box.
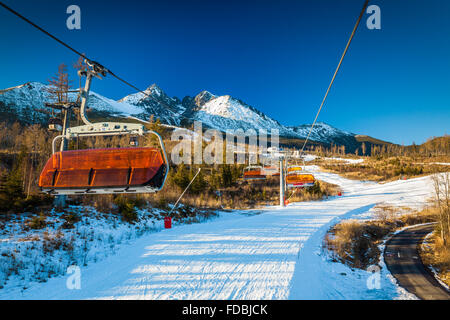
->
(0, 166), (436, 300)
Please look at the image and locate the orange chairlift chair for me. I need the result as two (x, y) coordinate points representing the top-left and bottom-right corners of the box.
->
(243, 165), (266, 181)
(287, 165), (303, 173)
(286, 166), (315, 188)
(39, 60), (169, 195)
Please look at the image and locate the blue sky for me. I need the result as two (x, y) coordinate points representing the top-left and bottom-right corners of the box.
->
(0, 0), (449, 145)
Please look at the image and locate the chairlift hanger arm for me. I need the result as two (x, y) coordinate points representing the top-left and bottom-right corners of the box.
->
(1, 1), (173, 196)
(0, 1), (195, 123)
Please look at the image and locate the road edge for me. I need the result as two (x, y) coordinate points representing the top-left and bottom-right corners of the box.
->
(417, 229), (450, 293)
(383, 223), (450, 300)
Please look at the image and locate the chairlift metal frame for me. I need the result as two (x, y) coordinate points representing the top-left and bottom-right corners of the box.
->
(39, 60), (169, 195)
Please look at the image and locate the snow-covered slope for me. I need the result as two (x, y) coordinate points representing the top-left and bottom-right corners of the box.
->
(0, 169), (436, 300)
(85, 92), (141, 115)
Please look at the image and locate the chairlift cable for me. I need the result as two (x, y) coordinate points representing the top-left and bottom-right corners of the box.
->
(0, 1), (178, 114)
(0, 2), (172, 196)
(286, 0), (368, 193)
(0, 2), (87, 60)
(299, 0), (369, 157)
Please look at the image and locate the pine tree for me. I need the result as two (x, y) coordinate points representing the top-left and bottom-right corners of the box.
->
(47, 63), (72, 103)
(0, 151), (26, 211)
(172, 164), (190, 190)
(221, 165), (233, 188)
(190, 168), (207, 194)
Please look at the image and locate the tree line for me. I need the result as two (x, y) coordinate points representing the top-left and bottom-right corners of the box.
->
(306, 136), (450, 158)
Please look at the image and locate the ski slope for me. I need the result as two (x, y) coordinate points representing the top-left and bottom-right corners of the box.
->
(0, 167), (437, 300)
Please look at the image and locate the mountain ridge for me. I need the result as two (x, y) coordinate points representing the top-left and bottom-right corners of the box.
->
(0, 81), (393, 153)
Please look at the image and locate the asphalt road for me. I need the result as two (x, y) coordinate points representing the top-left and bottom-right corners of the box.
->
(384, 224), (450, 300)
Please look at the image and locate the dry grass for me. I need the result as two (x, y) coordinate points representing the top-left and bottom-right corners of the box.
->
(325, 219), (389, 269)
(319, 156), (450, 182)
(288, 180), (341, 203)
(420, 232), (450, 288)
(73, 177), (338, 216)
(324, 206), (438, 269)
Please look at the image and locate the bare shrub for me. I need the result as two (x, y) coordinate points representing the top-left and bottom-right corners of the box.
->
(325, 219), (389, 269)
(325, 207), (438, 269)
(289, 181), (341, 203)
(26, 213), (47, 230)
(420, 232), (450, 287)
(373, 205), (398, 223)
(432, 173), (450, 245)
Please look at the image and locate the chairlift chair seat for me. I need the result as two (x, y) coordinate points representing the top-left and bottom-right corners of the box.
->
(287, 166), (303, 173)
(243, 165), (266, 181)
(286, 172), (315, 188)
(39, 147), (166, 195)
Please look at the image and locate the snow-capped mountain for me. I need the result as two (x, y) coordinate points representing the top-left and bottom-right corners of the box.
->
(179, 92), (361, 146)
(0, 82), (51, 124)
(180, 90), (294, 136)
(0, 82), (141, 123)
(287, 122), (365, 151)
(0, 81), (386, 151)
(288, 122), (356, 143)
(118, 84), (185, 125)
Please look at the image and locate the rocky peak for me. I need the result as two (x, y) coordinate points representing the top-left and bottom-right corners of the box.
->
(194, 90), (216, 107)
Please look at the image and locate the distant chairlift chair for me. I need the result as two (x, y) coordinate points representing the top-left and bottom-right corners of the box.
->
(243, 165), (266, 181)
(286, 166), (315, 188)
(48, 117), (63, 132)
